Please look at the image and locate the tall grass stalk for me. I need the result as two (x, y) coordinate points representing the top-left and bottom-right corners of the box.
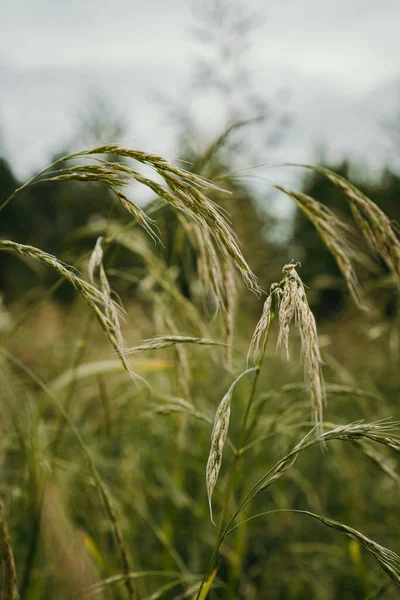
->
(216, 304), (275, 536)
(196, 420), (400, 598)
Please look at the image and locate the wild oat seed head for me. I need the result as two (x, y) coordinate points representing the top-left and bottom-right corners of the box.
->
(275, 264), (325, 432)
(276, 186), (362, 306)
(247, 293), (273, 366)
(206, 388), (232, 525)
(206, 368), (256, 524)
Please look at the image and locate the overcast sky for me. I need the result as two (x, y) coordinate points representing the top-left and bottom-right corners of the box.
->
(1, 0), (400, 180)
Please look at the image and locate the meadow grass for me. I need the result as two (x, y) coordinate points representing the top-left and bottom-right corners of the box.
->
(0, 141), (399, 599)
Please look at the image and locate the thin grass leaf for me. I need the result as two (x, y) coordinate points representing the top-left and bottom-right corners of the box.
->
(197, 567), (218, 600)
(123, 336), (227, 355)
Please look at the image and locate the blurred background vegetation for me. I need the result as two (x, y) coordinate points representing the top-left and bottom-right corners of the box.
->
(0, 1), (400, 599)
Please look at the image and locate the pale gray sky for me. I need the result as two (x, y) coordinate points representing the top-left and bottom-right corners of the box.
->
(1, 0), (399, 178)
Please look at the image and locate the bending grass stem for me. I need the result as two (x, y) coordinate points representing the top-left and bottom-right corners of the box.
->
(217, 314), (274, 537)
(200, 312), (274, 598)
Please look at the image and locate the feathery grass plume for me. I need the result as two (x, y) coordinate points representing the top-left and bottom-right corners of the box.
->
(218, 421), (400, 552)
(186, 220), (237, 365)
(248, 264), (325, 430)
(295, 165), (400, 283)
(250, 420), (400, 499)
(164, 173), (260, 295)
(168, 214), (236, 367)
(206, 368), (256, 524)
(180, 217), (225, 313)
(278, 264), (325, 431)
(36, 162), (158, 242)
(247, 283), (280, 366)
(0, 502), (19, 600)
(88, 236), (124, 348)
(0, 240), (133, 377)
(275, 185), (362, 306)
(87, 237), (137, 379)
(7, 144), (261, 294)
(81, 217), (206, 334)
(277, 275), (298, 359)
(325, 419), (400, 451)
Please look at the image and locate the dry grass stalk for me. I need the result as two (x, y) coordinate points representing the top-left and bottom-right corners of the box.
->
(298, 165), (400, 284)
(0, 502), (19, 600)
(87, 237), (138, 380)
(0, 240), (134, 378)
(234, 421), (400, 512)
(183, 219), (227, 314)
(23, 145), (261, 295)
(181, 218), (238, 369)
(40, 163), (157, 242)
(275, 185), (362, 305)
(247, 294), (273, 366)
(325, 170), (400, 278)
(248, 264), (325, 430)
(278, 265), (324, 430)
(88, 236), (124, 351)
(206, 369), (256, 524)
(184, 219), (237, 364)
(84, 217), (206, 334)
(103, 207), (237, 366)
(284, 266), (325, 432)
(122, 336), (226, 355)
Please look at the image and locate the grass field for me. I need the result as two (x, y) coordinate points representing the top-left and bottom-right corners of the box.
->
(0, 143), (399, 599)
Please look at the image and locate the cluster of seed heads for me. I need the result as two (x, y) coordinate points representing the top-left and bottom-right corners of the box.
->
(249, 263), (325, 431)
(317, 167), (400, 282)
(57, 145), (261, 295)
